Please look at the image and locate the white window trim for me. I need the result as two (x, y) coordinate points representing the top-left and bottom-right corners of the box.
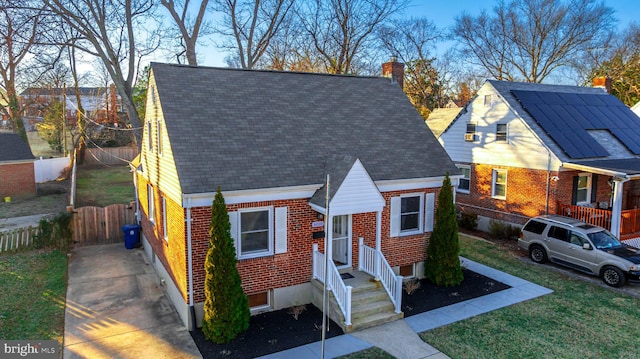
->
(162, 196), (168, 241)
(491, 169), (507, 200)
(484, 94), (492, 106)
(157, 121), (163, 156)
(236, 206), (274, 260)
(457, 165), (471, 194)
(576, 173), (592, 206)
(147, 184), (155, 224)
(399, 193), (424, 236)
(147, 121), (153, 153)
(249, 290), (271, 313)
(496, 123), (508, 143)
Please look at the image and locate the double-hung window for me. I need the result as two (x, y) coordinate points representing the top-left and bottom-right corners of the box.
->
(390, 193), (426, 237)
(576, 174), (591, 205)
(458, 165), (471, 193)
(147, 184), (155, 223)
(161, 196), (167, 241)
(239, 208), (273, 258)
(496, 123), (508, 142)
(401, 196), (421, 232)
(492, 169), (507, 199)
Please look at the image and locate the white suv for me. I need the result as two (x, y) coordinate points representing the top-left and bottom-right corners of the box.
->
(518, 215), (640, 287)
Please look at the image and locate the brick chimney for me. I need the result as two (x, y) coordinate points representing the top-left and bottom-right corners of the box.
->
(382, 55), (404, 90)
(593, 76), (612, 93)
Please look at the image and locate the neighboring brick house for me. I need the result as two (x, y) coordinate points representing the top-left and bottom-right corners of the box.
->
(436, 80), (640, 239)
(0, 132), (36, 199)
(135, 62), (460, 331)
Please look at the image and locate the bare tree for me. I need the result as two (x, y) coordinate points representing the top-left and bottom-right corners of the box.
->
(297, 0), (406, 75)
(42, 0), (160, 145)
(161, 0), (212, 65)
(452, 0), (615, 83)
(379, 17), (448, 116)
(0, 0), (44, 141)
(215, 0), (295, 69)
(588, 23), (640, 106)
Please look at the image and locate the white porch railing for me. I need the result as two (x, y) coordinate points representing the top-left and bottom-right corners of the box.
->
(312, 243), (352, 326)
(358, 238), (403, 314)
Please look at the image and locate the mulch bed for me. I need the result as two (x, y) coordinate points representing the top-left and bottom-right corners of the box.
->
(402, 269), (510, 317)
(191, 269), (510, 358)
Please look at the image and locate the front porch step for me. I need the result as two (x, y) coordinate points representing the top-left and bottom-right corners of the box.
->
(310, 271), (403, 333)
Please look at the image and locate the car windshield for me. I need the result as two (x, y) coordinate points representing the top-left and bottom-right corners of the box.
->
(587, 230), (623, 249)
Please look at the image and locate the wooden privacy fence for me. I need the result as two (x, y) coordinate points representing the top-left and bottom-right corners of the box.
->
(72, 204), (136, 247)
(0, 227), (39, 253)
(83, 147), (138, 166)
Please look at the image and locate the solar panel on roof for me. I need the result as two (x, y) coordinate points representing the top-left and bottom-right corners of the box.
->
(511, 90), (640, 158)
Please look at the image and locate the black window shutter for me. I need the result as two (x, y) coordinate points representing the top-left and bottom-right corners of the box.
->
(591, 174), (598, 203)
(571, 176), (578, 205)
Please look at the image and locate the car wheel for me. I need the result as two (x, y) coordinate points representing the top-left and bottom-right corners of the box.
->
(601, 266), (626, 287)
(529, 245), (547, 263)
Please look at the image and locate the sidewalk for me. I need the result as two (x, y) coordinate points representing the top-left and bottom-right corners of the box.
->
(258, 258), (553, 359)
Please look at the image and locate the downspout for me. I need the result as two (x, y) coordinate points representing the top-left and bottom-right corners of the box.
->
(186, 197), (195, 330)
(545, 152), (551, 215)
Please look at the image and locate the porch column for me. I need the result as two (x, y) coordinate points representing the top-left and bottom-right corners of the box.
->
(326, 215), (333, 264)
(374, 210), (382, 279)
(610, 178), (628, 238)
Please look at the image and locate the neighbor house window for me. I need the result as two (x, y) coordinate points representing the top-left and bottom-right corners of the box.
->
(484, 94), (492, 106)
(576, 174), (591, 205)
(496, 123), (508, 142)
(161, 196), (167, 241)
(157, 122), (163, 156)
(492, 169), (507, 199)
(239, 208), (273, 258)
(465, 122), (477, 142)
(458, 165), (471, 193)
(147, 184), (155, 223)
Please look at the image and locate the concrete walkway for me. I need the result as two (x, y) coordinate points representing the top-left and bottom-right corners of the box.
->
(259, 257), (553, 359)
(63, 244), (201, 359)
(0, 213), (50, 231)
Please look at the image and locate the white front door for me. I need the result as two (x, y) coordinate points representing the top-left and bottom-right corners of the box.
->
(332, 215), (350, 267)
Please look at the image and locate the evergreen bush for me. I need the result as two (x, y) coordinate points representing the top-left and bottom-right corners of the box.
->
(458, 211), (478, 230)
(425, 173), (463, 287)
(202, 187), (250, 343)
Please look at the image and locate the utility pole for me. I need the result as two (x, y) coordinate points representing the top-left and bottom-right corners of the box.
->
(62, 83), (67, 155)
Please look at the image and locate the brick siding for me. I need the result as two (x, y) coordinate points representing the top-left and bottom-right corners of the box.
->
(138, 174), (442, 305)
(456, 163), (619, 224)
(0, 162), (36, 199)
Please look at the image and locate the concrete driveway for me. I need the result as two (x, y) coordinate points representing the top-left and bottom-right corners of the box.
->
(64, 244), (202, 359)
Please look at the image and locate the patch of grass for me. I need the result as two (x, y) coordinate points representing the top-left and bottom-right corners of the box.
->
(75, 165), (134, 207)
(419, 234), (640, 359)
(336, 347), (395, 359)
(0, 250), (67, 345)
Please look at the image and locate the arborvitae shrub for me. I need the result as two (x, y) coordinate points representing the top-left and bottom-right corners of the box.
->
(202, 187), (250, 343)
(424, 173), (464, 287)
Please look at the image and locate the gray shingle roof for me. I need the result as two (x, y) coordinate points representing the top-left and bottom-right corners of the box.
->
(0, 133), (35, 162)
(151, 63), (459, 194)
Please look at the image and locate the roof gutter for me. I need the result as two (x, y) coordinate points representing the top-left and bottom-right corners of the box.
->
(561, 162), (630, 179)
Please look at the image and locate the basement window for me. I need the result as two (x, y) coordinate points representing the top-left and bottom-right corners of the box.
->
(248, 291), (270, 310)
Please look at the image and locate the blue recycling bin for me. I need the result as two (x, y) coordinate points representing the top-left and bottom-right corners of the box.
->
(123, 224), (140, 249)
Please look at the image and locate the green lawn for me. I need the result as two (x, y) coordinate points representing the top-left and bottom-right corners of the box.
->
(75, 165), (135, 207)
(419, 234), (640, 359)
(0, 250), (67, 345)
